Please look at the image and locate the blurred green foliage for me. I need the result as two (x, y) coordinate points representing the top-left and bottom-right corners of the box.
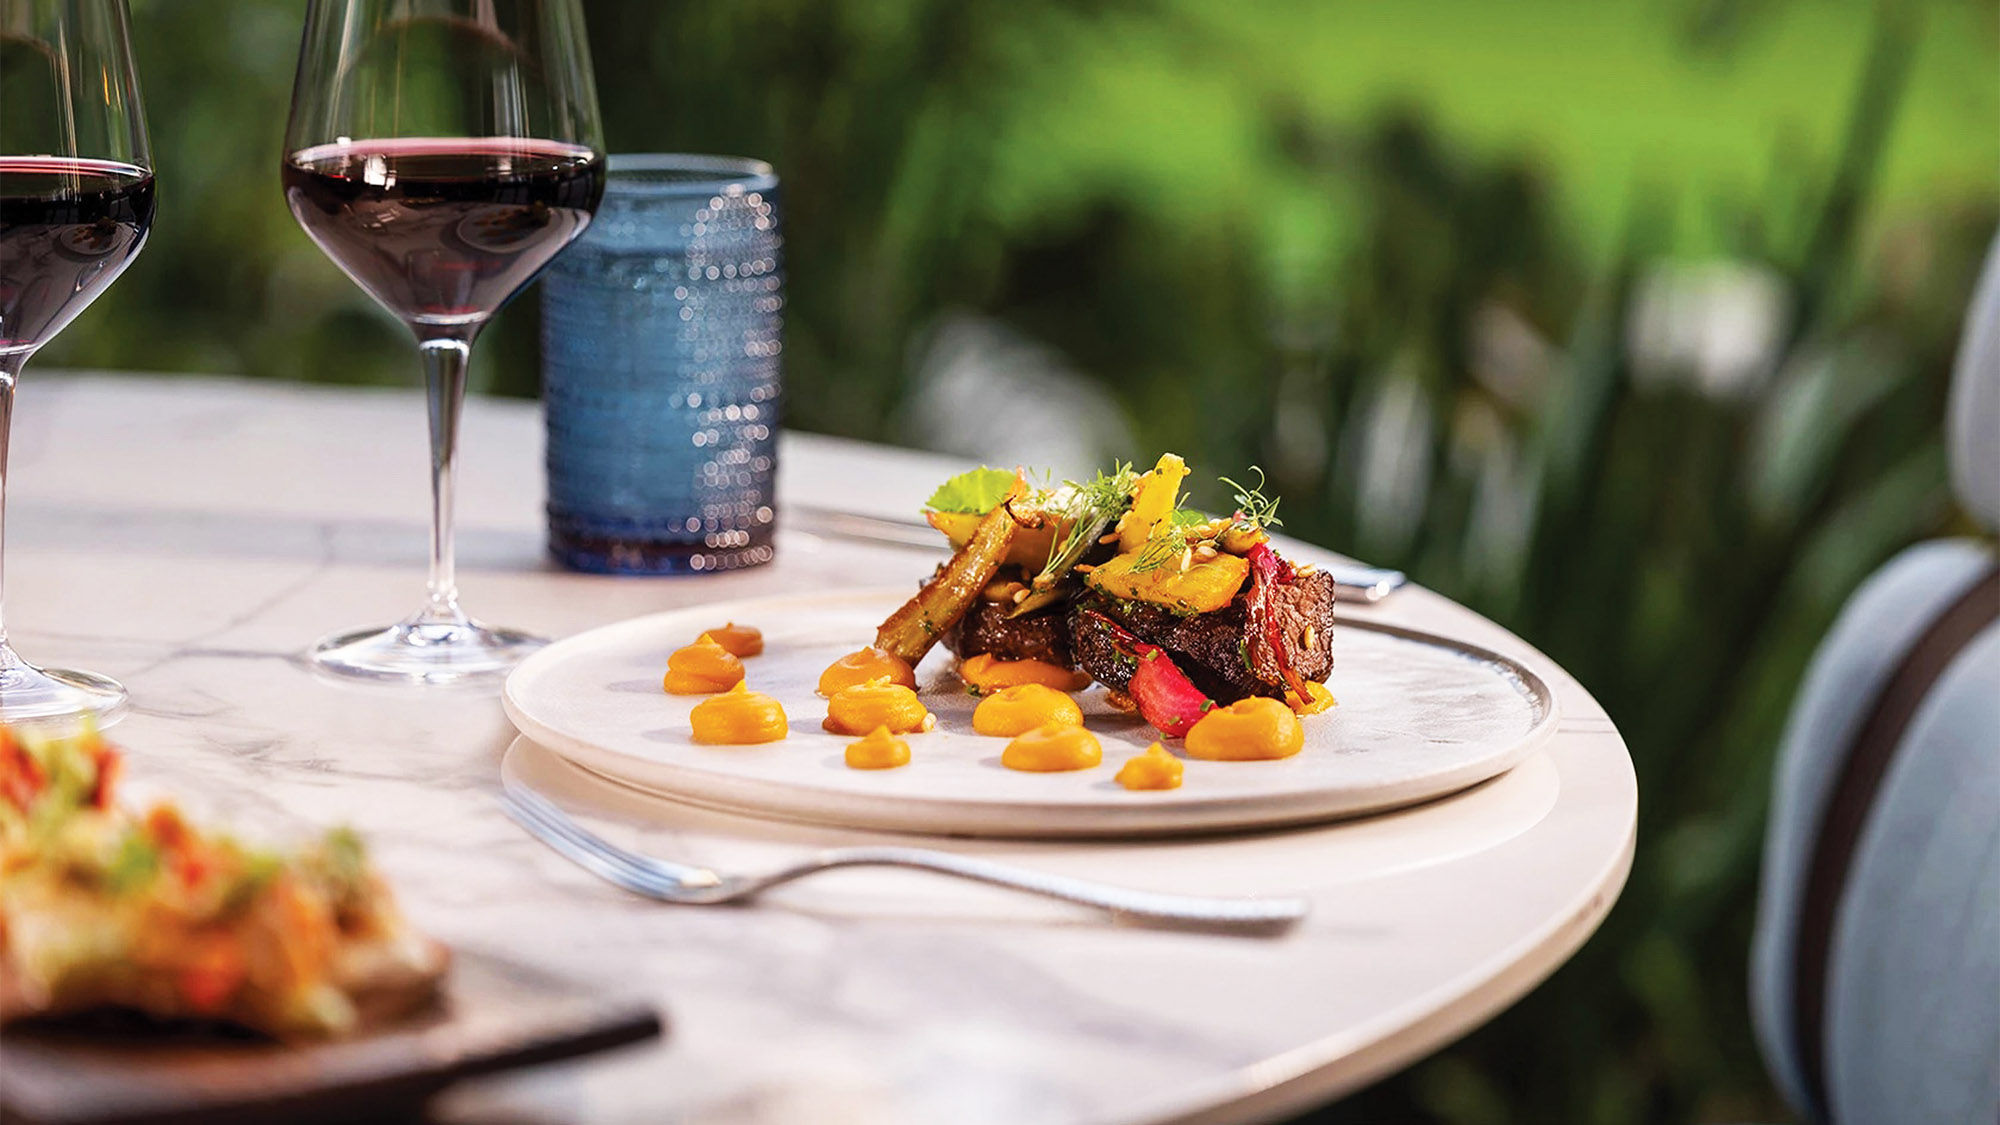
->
(36, 0), (2000, 1121)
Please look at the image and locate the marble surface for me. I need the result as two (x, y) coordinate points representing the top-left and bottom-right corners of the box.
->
(9, 373), (1636, 1125)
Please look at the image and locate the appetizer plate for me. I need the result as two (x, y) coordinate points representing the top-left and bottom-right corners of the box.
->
(502, 589), (1560, 838)
(0, 953), (661, 1125)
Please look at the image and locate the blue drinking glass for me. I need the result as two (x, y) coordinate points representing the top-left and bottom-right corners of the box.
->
(540, 154), (781, 573)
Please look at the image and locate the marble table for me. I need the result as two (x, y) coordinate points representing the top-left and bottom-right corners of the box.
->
(11, 373), (1636, 1125)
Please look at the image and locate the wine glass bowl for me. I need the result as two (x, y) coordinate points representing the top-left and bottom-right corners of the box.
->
(0, 0), (152, 726)
(282, 138), (600, 332)
(281, 0), (604, 684)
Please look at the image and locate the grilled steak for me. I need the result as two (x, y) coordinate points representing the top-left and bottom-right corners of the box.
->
(945, 598), (1074, 667)
(1069, 568), (1335, 702)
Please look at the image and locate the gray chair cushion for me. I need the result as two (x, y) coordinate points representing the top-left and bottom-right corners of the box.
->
(1827, 625), (1999, 1124)
(1750, 538), (1998, 1121)
(1950, 238), (1999, 532)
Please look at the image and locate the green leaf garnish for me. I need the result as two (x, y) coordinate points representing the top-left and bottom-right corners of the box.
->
(104, 830), (161, 895)
(923, 467), (1021, 514)
(319, 825), (369, 890)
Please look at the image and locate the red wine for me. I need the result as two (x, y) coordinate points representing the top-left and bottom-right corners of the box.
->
(0, 158), (154, 355)
(283, 137), (603, 330)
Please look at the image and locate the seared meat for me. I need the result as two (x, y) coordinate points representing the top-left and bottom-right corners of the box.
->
(1246, 565), (1337, 687)
(1069, 568), (1335, 703)
(945, 598), (1074, 667)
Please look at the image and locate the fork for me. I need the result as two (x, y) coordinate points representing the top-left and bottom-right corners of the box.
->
(501, 781), (1308, 933)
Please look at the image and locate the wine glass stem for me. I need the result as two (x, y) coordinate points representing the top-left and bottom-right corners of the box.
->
(419, 336), (470, 625)
(0, 352), (22, 653)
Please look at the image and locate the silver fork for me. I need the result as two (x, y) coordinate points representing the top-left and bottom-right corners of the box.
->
(501, 781), (1308, 933)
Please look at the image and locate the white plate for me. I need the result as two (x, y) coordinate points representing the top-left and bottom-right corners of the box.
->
(501, 589), (1560, 838)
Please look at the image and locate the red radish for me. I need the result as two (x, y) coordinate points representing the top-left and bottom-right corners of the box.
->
(1077, 610), (1215, 737)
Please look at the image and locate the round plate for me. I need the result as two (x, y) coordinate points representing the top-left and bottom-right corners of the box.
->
(501, 589), (1561, 838)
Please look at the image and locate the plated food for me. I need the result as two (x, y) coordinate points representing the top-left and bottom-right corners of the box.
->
(898, 455), (1337, 734)
(505, 588), (1557, 836)
(501, 449), (1559, 835)
(0, 725), (446, 1040)
(661, 455), (1337, 778)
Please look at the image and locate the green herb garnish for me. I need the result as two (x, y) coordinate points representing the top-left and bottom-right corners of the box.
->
(1011, 462), (1137, 617)
(1219, 467), (1283, 529)
(104, 830), (161, 895)
(924, 467), (1021, 514)
(317, 825), (369, 891)
(1124, 531), (1189, 575)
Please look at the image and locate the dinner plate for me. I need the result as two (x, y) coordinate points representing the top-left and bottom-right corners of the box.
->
(501, 589), (1560, 838)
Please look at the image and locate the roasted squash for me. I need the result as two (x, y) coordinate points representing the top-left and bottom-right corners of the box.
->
(1086, 548), (1249, 614)
(1116, 453), (1188, 553)
(924, 509), (1063, 570)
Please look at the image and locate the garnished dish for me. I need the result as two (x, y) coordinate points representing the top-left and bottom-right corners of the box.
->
(0, 726), (446, 1039)
(658, 457), (1336, 777)
(506, 452), (1557, 836)
(871, 453), (1336, 763)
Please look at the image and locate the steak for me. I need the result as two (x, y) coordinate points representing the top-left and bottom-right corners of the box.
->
(945, 598), (1074, 667)
(1069, 568), (1335, 703)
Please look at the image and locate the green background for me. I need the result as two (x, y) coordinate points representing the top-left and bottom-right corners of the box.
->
(38, 0), (2000, 1121)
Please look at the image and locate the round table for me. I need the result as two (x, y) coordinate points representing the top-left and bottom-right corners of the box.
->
(12, 373), (1635, 1125)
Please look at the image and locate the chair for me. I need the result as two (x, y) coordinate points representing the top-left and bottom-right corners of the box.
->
(1749, 238), (2000, 1124)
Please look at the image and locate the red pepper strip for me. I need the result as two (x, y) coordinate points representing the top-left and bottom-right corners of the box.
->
(86, 737), (122, 810)
(0, 729), (42, 813)
(1079, 610), (1215, 737)
(1247, 544), (1311, 701)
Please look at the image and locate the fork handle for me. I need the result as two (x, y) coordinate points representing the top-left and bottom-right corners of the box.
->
(788, 847), (1309, 932)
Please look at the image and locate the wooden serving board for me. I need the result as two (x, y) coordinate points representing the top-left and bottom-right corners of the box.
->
(0, 953), (662, 1125)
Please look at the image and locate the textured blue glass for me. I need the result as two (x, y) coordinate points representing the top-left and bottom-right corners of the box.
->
(540, 155), (782, 573)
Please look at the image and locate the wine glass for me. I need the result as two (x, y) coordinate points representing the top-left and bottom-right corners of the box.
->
(281, 0), (604, 683)
(0, 0), (151, 725)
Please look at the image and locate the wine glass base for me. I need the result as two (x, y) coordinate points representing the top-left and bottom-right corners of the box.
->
(0, 658), (129, 729)
(309, 617), (547, 685)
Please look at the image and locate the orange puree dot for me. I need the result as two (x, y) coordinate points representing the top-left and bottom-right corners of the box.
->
(972, 684), (1083, 738)
(1285, 680), (1337, 715)
(1115, 742), (1184, 790)
(819, 648), (917, 696)
(1184, 697), (1304, 761)
(823, 678), (933, 736)
(844, 726), (911, 770)
(689, 682), (788, 744)
(1000, 722), (1102, 772)
(699, 622), (764, 658)
(959, 652), (1091, 694)
(663, 635), (746, 694)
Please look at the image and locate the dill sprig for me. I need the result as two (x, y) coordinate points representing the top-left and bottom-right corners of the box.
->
(1010, 462), (1137, 616)
(1219, 467), (1283, 529)
(1124, 531), (1189, 574)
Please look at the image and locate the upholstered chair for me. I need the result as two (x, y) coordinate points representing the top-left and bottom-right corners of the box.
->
(1749, 238), (1999, 1124)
